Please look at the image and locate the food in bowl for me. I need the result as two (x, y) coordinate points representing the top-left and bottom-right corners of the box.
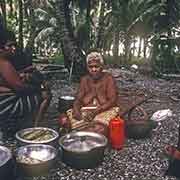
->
(15, 144), (57, 164)
(16, 127), (59, 144)
(15, 144), (57, 176)
(21, 129), (54, 142)
(16, 155), (42, 164)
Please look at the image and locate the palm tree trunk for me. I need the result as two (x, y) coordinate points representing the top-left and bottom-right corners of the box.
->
(124, 34), (131, 63)
(113, 28), (119, 59)
(0, 0), (6, 28)
(143, 37), (148, 59)
(18, 0), (23, 49)
(138, 37), (143, 57)
(25, 1), (36, 54)
(55, 0), (86, 77)
(9, 0), (13, 17)
(132, 37), (136, 57)
(86, 0), (91, 50)
(96, 1), (106, 49)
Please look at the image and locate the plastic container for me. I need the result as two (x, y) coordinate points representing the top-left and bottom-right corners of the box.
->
(109, 117), (125, 149)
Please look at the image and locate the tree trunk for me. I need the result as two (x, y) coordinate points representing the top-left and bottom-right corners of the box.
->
(0, 0), (6, 28)
(113, 28), (119, 60)
(138, 37), (142, 58)
(55, 0), (86, 77)
(25, 1), (36, 54)
(9, 0), (13, 17)
(143, 37), (148, 59)
(96, 1), (106, 49)
(124, 34), (131, 63)
(18, 0), (23, 49)
(132, 37), (136, 57)
(86, 0), (91, 50)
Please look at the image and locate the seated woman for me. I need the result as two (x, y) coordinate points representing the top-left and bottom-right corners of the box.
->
(0, 44), (51, 137)
(60, 52), (119, 133)
(4, 31), (33, 72)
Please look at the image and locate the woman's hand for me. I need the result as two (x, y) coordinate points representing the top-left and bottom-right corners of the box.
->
(73, 109), (82, 120)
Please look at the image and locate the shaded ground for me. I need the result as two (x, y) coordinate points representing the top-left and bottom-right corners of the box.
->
(9, 68), (180, 180)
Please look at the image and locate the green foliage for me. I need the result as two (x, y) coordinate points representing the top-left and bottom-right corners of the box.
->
(103, 55), (145, 66)
(49, 54), (64, 65)
(103, 55), (121, 66)
(152, 36), (180, 75)
(129, 56), (145, 66)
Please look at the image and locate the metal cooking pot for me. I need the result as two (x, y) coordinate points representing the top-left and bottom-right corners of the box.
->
(15, 127), (59, 147)
(126, 120), (157, 139)
(0, 146), (14, 180)
(58, 96), (75, 113)
(59, 131), (108, 169)
(15, 144), (57, 177)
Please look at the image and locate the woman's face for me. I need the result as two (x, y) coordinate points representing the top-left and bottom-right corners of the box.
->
(87, 60), (103, 80)
(4, 42), (16, 54)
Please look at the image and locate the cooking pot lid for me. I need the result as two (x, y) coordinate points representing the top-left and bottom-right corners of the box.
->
(60, 96), (75, 100)
(0, 146), (12, 167)
(59, 131), (107, 152)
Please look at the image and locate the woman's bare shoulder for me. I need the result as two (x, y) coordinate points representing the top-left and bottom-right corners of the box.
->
(103, 72), (114, 80)
(0, 57), (9, 65)
(80, 74), (89, 82)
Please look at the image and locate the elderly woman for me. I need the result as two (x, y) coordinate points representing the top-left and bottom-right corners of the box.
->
(0, 43), (51, 138)
(61, 52), (119, 132)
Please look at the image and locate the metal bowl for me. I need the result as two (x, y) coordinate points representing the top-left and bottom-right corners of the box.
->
(0, 146), (14, 179)
(58, 95), (75, 113)
(0, 146), (12, 167)
(59, 131), (108, 169)
(15, 144), (57, 176)
(15, 127), (59, 146)
(126, 120), (157, 139)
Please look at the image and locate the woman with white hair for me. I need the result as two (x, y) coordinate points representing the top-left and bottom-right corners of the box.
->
(60, 52), (119, 133)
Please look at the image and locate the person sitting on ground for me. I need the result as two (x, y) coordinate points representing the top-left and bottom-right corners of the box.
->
(0, 42), (51, 138)
(60, 51), (119, 132)
(4, 30), (33, 71)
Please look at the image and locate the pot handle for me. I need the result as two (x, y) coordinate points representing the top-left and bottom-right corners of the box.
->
(58, 146), (63, 160)
(128, 106), (148, 122)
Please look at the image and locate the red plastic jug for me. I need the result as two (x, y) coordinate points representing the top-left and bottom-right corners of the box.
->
(109, 117), (125, 149)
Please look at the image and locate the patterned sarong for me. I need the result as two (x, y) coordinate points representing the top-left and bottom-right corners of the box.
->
(66, 107), (119, 130)
(0, 91), (42, 121)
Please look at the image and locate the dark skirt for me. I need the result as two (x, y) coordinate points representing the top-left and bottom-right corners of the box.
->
(0, 92), (42, 118)
(0, 91), (42, 134)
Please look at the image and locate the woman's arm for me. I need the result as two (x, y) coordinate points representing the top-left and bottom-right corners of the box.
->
(0, 58), (25, 90)
(0, 58), (39, 94)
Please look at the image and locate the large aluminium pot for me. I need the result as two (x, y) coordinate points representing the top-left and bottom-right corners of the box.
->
(59, 131), (108, 169)
(15, 144), (58, 177)
(0, 145), (14, 180)
(58, 96), (75, 113)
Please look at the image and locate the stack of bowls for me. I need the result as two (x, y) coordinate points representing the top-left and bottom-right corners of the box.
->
(15, 127), (59, 176)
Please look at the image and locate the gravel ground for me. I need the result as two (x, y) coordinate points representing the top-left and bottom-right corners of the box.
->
(9, 69), (180, 180)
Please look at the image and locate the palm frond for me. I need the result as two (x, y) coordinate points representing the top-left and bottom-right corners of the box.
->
(35, 27), (55, 42)
(127, 3), (164, 33)
(49, 17), (57, 27)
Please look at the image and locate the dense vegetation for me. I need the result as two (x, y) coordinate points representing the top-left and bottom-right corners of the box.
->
(1, 0), (180, 75)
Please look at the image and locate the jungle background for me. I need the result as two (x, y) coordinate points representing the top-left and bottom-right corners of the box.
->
(1, 1), (180, 180)
(1, 0), (180, 76)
